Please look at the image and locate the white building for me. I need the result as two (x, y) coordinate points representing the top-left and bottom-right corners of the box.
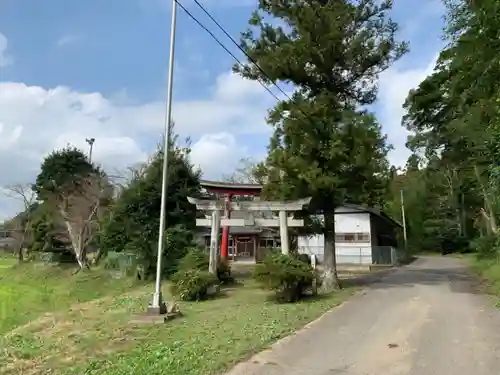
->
(298, 204), (403, 266)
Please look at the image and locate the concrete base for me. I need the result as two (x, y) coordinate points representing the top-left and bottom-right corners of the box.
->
(207, 284), (220, 296)
(134, 302), (182, 324)
(147, 302), (167, 315)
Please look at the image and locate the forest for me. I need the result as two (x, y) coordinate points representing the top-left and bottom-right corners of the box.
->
(384, 0), (500, 260)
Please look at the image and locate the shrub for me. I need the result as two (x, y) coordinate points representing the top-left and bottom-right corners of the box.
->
(177, 248), (234, 284)
(296, 253), (311, 265)
(177, 247), (209, 271)
(254, 252), (317, 303)
(470, 234), (500, 259)
(217, 258), (234, 284)
(170, 269), (219, 301)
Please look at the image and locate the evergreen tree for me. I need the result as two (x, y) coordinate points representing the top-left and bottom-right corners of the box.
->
(236, 0), (407, 289)
(100, 135), (202, 279)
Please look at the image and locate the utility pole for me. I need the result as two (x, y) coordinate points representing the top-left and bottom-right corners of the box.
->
(148, 0), (178, 315)
(400, 189), (407, 249)
(85, 138), (95, 162)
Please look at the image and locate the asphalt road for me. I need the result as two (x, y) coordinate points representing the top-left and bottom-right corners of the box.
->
(225, 256), (500, 375)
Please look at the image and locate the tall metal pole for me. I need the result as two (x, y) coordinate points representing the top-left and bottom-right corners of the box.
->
(400, 189), (407, 249)
(148, 0), (178, 315)
(85, 138), (95, 163)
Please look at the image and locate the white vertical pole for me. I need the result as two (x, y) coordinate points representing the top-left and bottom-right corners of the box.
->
(149, 0), (178, 314)
(209, 210), (220, 274)
(279, 210), (289, 254)
(400, 189), (407, 249)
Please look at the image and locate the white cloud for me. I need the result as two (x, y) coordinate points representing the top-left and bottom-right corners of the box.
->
(56, 33), (85, 47)
(377, 55), (438, 167)
(190, 132), (249, 178)
(0, 71), (274, 220)
(0, 33), (13, 67)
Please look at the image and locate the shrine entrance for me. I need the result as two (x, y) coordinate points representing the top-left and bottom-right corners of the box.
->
(232, 235), (254, 260)
(187, 192), (311, 274)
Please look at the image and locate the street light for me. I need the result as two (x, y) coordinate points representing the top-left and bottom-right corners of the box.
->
(147, 0), (178, 315)
(85, 138), (95, 163)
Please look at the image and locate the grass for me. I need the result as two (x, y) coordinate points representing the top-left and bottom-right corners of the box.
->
(0, 259), (356, 375)
(461, 254), (500, 297)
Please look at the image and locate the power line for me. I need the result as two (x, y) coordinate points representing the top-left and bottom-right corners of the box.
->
(174, 0), (282, 103)
(191, 0), (294, 103)
(177, 0), (325, 133)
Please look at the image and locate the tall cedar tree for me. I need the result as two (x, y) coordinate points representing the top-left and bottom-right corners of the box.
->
(235, 0), (407, 289)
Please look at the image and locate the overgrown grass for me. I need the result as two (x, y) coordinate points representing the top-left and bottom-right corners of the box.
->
(0, 260), (137, 333)
(465, 255), (500, 297)
(0, 259), (356, 375)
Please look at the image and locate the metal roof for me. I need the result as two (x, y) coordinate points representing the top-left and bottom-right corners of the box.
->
(337, 204), (403, 229)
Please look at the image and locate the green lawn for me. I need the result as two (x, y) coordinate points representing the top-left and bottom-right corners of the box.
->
(0, 259), (356, 375)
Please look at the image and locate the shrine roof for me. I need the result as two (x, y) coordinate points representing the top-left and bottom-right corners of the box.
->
(200, 180), (263, 195)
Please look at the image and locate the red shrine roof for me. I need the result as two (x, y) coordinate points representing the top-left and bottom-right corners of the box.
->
(200, 180), (263, 196)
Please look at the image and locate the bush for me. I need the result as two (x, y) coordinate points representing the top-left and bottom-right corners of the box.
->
(470, 234), (500, 259)
(170, 269), (219, 301)
(254, 252), (317, 303)
(177, 247), (209, 271)
(217, 258), (234, 284)
(177, 248), (234, 284)
(296, 253), (311, 265)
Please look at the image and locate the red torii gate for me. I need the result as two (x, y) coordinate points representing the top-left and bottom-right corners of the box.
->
(200, 180), (263, 259)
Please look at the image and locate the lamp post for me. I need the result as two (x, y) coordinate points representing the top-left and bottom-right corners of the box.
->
(85, 138), (95, 162)
(147, 0), (178, 315)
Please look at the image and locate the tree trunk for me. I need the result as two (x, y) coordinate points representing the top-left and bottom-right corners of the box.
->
(474, 165), (498, 233)
(16, 221), (30, 262)
(321, 210), (341, 291)
(93, 248), (104, 265)
(62, 215), (88, 269)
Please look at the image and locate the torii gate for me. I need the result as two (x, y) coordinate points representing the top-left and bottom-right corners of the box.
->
(187, 196), (311, 274)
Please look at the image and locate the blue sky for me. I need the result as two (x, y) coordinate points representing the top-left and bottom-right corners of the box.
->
(0, 0), (445, 219)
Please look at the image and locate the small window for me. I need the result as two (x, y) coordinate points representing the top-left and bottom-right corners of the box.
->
(259, 238), (276, 248)
(357, 233), (370, 242)
(344, 234), (355, 242)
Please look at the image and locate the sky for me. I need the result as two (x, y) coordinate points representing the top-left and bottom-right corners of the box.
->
(0, 0), (445, 220)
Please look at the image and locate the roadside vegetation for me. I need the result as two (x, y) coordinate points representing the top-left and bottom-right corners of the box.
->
(384, 0), (500, 295)
(0, 257), (355, 375)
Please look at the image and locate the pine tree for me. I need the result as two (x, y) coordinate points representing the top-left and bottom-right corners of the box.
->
(236, 0), (407, 289)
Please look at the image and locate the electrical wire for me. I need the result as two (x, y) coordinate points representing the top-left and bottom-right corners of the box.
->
(177, 0), (327, 133)
(191, 0), (295, 103)
(174, 0), (282, 103)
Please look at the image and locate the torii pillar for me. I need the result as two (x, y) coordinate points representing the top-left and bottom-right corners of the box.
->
(220, 194), (233, 259)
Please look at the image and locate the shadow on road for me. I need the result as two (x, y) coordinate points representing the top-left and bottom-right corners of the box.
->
(342, 257), (483, 295)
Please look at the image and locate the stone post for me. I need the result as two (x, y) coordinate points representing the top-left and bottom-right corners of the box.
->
(279, 210), (289, 254)
(209, 209), (221, 274)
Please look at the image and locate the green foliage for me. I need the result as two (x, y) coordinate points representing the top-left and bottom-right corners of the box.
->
(254, 253), (317, 303)
(170, 269), (219, 301)
(177, 247), (234, 284)
(390, 0), (500, 256)
(216, 258), (234, 285)
(236, 0), (406, 287)
(470, 235), (500, 260)
(100, 139), (201, 280)
(177, 247), (209, 271)
(29, 205), (69, 258)
(33, 146), (100, 200)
